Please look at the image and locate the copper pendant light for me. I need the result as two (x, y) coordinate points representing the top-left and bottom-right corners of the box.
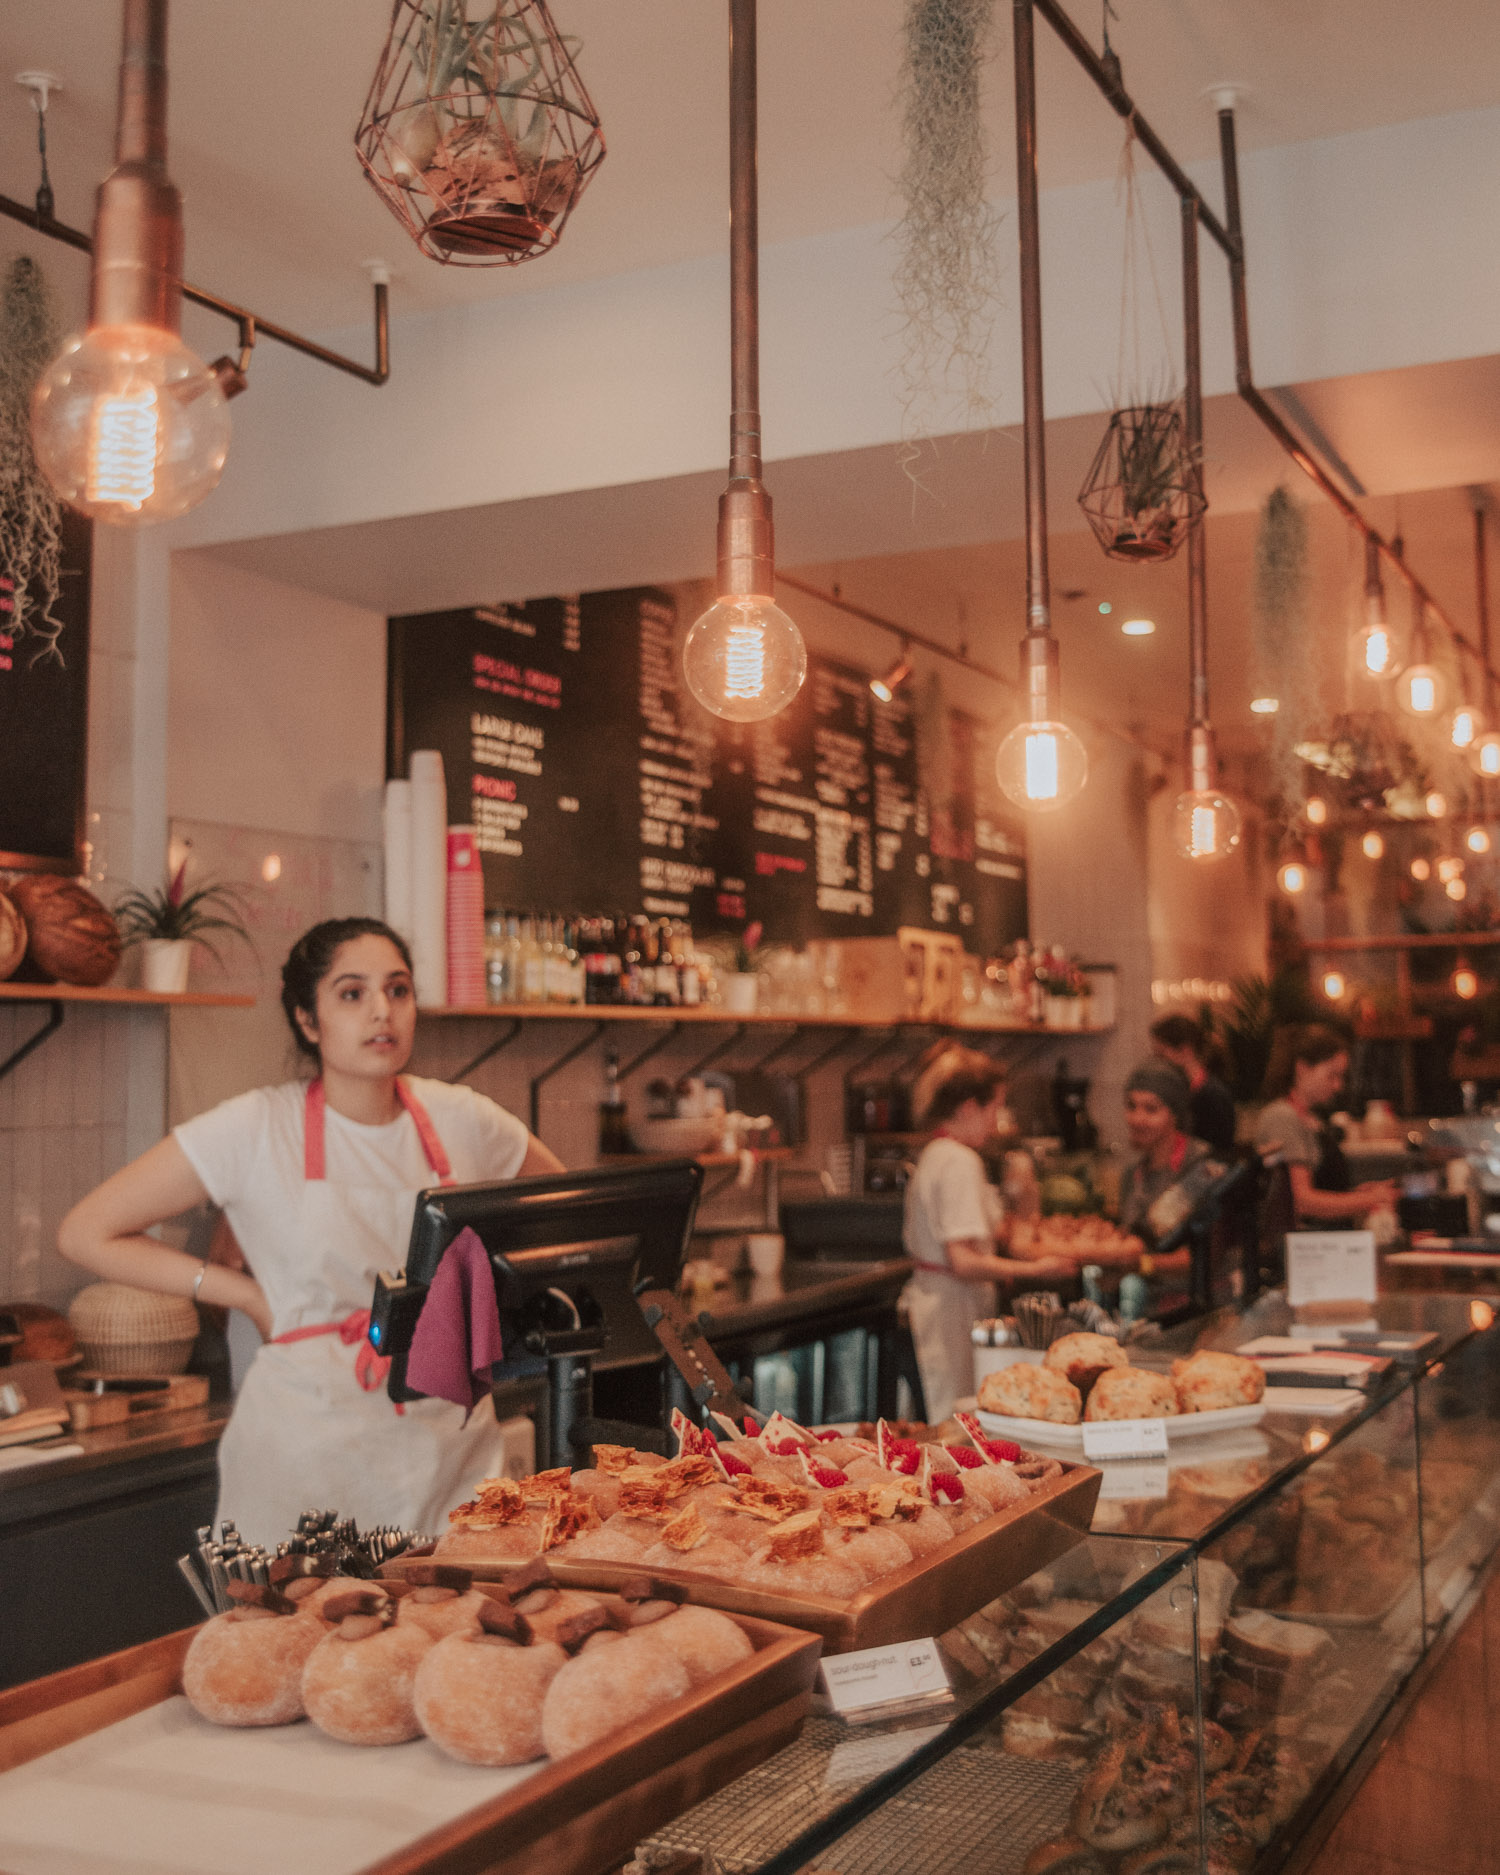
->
(30, 0), (230, 524)
(681, 0), (806, 724)
(356, 0), (606, 267)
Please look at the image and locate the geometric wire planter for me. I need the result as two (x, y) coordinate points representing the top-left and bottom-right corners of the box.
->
(1078, 401), (1206, 563)
(355, 0), (606, 266)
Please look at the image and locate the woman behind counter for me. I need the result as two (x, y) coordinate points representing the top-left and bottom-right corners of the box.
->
(903, 1048), (1072, 1423)
(1254, 1023), (1397, 1227)
(59, 917), (563, 1546)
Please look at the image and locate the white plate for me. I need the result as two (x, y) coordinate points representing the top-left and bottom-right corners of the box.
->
(974, 1400), (1267, 1450)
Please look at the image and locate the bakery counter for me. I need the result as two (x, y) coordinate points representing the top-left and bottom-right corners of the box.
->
(0, 1402), (229, 1689)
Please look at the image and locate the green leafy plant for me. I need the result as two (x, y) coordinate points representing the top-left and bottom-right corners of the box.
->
(0, 255), (65, 666)
(113, 861), (251, 963)
(733, 920), (763, 977)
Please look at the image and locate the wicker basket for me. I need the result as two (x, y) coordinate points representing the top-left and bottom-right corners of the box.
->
(67, 1283), (199, 1376)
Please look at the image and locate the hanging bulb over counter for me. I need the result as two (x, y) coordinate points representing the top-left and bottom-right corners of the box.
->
(1454, 963), (1480, 1000)
(1321, 970), (1346, 1001)
(1361, 829), (1385, 859)
(1471, 733), (1500, 779)
(683, 595), (806, 722)
(1427, 789), (1449, 819)
(1277, 859), (1308, 895)
(1451, 703), (1485, 750)
(1411, 855), (1432, 882)
(1396, 597), (1449, 718)
(1354, 537), (1399, 677)
(1305, 795), (1328, 826)
(1171, 727), (1240, 861)
(995, 635), (1088, 812)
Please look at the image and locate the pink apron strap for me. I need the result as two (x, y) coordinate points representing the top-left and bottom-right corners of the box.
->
(395, 1078), (455, 1186)
(304, 1077), (328, 1180)
(303, 1077), (453, 1185)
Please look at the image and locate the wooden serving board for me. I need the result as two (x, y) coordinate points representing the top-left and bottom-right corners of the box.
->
(63, 1371), (209, 1429)
(390, 1462), (1101, 1655)
(0, 1613), (821, 1875)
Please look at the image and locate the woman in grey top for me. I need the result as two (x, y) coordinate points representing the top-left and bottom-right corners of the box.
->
(1254, 1024), (1396, 1226)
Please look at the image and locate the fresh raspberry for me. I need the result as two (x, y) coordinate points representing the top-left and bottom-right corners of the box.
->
(888, 1438), (920, 1458)
(947, 1445), (984, 1469)
(743, 1419), (761, 1437)
(720, 1450), (753, 1476)
(702, 1429), (719, 1449)
(809, 1464), (848, 1489)
(815, 1428), (843, 1442)
(889, 1450), (920, 1475)
(984, 1439), (1023, 1463)
(767, 1437), (811, 1457)
(930, 1473), (966, 1504)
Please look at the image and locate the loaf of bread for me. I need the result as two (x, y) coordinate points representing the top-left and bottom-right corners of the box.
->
(1170, 1349), (1265, 1412)
(978, 1362), (1082, 1424)
(1083, 1367), (1179, 1422)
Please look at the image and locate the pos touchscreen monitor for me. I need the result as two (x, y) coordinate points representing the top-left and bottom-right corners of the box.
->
(369, 1159), (704, 1417)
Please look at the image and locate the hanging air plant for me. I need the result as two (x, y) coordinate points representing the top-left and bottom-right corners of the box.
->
(1254, 485), (1314, 800)
(1078, 130), (1203, 562)
(0, 255), (65, 665)
(892, 0), (1001, 453)
(355, 0), (605, 266)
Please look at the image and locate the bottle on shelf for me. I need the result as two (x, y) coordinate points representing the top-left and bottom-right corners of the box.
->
(598, 1047), (634, 1156)
(518, 912), (546, 1005)
(484, 910), (508, 1005)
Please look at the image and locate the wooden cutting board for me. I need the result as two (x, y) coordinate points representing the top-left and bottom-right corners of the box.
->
(64, 1372), (209, 1430)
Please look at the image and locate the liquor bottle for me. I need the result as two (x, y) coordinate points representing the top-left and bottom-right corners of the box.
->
(623, 915), (645, 1006)
(484, 910), (507, 1005)
(519, 912), (546, 1005)
(502, 912), (522, 1004)
(654, 918), (679, 1006)
(680, 921), (701, 1006)
(598, 1047), (634, 1156)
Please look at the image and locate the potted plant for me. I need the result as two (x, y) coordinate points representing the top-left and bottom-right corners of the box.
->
(723, 920), (762, 1015)
(1078, 401), (1203, 563)
(114, 862), (250, 994)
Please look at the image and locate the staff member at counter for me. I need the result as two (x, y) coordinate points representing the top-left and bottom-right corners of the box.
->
(58, 917), (563, 1545)
(1149, 1013), (1237, 1155)
(1118, 1060), (1221, 1252)
(1254, 1023), (1397, 1227)
(903, 1048), (1072, 1422)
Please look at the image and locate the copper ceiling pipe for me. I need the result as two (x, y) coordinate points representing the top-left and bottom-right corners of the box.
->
(716, 0), (774, 601)
(1181, 192), (1218, 794)
(91, 0), (181, 335)
(1475, 496), (1492, 699)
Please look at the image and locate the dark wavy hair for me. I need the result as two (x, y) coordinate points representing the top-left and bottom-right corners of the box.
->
(280, 918), (414, 1063)
(921, 1046), (1007, 1126)
(1262, 1022), (1349, 1101)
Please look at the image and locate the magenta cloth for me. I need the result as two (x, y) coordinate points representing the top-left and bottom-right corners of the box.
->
(405, 1226), (505, 1411)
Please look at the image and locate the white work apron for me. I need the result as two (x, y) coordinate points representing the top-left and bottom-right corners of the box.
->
(214, 1078), (507, 1547)
(904, 1265), (995, 1424)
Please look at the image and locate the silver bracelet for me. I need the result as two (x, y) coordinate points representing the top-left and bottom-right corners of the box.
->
(192, 1264), (208, 1304)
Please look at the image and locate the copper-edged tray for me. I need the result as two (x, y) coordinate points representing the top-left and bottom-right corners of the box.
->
(0, 1610), (821, 1875)
(394, 1461), (1101, 1655)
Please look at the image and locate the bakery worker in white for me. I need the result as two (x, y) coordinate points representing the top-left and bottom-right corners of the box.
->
(59, 917), (564, 1546)
(902, 1048), (1072, 1422)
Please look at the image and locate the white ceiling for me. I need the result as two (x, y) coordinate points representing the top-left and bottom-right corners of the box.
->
(3, 1), (1500, 330)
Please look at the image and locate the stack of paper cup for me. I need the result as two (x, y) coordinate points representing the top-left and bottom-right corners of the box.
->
(446, 826), (486, 1009)
(407, 750), (449, 1009)
(382, 779), (413, 943)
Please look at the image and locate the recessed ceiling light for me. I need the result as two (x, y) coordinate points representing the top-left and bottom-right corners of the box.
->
(1250, 696), (1279, 715)
(1097, 602), (1112, 615)
(1121, 618), (1154, 637)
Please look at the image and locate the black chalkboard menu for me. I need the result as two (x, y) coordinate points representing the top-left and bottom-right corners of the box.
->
(387, 585), (1027, 951)
(0, 508), (92, 874)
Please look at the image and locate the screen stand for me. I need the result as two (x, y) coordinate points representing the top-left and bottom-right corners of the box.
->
(535, 1350), (595, 1472)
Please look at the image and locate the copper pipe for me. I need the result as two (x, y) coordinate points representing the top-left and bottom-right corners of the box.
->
(1013, 0), (1050, 656)
(1182, 195), (1208, 734)
(716, 0), (774, 600)
(1475, 497), (1492, 699)
(92, 0), (180, 333)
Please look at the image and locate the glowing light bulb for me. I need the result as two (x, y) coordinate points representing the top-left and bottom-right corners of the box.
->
(1172, 790), (1242, 862)
(1322, 970), (1346, 1000)
(1454, 966), (1480, 1000)
(1473, 733), (1500, 778)
(31, 324), (229, 523)
(1452, 705), (1484, 749)
(1121, 618), (1155, 637)
(1447, 876), (1469, 901)
(1438, 856), (1465, 883)
(260, 853), (282, 884)
(1277, 861), (1308, 895)
(682, 596), (807, 722)
(1357, 623), (1396, 677)
(1250, 696), (1279, 715)
(1466, 825), (1491, 855)
(1411, 856), (1431, 882)
(1361, 830), (1385, 860)
(1427, 790), (1448, 819)
(995, 720), (1089, 812)
(1398, 664), (1449, 719)
(1305, 796), (1328, 826)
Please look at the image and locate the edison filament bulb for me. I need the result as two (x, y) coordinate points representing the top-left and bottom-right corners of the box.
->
(1361, 830), (1385, 860)
(1277, 861), (1308, 895)
(1472, 733), (1500, 779)
(1172, 790), (1242, 862)
(1437, 856), (1464, 883)
(1452, 704), (1485, 750)
(1447, 876), (1469, 901)
(1305, 796), (1328, 826)
(1411, 856), (1431, 882)
(31, 324), (230, 523)
(1467, 825), (1492, 855)
(1397, 664), (1449, 719)
(1427, 790), (1448, 819)
(1454, 965), (1480, 1000)
(1355, 620), (1396, 678)
(682, 596), (807, 723)
(995, 720), (1089, 812)
(1322, 970), (1346, 1000)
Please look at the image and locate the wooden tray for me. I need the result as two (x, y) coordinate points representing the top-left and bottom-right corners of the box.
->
(394, 1462), (1100, 1654)
(0, 1611), (821, 1875)
(64, 1371), (209, 1429)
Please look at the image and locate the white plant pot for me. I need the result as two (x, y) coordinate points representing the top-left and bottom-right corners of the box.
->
(723, 972), (759, 1015)
(141, 939), (192, 995)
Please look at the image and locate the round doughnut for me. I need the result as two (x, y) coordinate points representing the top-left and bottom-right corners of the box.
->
(301, 1619), (433, 1745)
(639, 1535), (746, 1580)
(554, 1515), (660, 1563)
(395, 1587), (489, 1641)
(841, 1458), (895, 1488)
(568, 1469), (622, 1518)
(183, 1608), (323, 1727)
(826, 1525), (913, 1583)
(413, 1634), (567, 1766)
(931, 1490), (988, 1533)
(741, 1548), (864, 1599)
(508, 1586), (606, 1645)
(960, 1465), (1031, 1514)
(540, 1632), (690, 1759)
(891, 1506), (956, 1556)
(648, 1607), (754, 1687)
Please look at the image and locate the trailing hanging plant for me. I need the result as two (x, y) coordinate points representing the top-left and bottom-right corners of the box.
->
(1253, 485), (1313, 801)
(893, 0), (1001, 458)
(0, 255), (65, 667)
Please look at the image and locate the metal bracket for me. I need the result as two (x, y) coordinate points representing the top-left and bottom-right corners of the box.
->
(679, 1023), (748, 1082)
(0, 999), (64, 1084)
(745, 1025), (800, 1073)
(840, 1028), (906, 1096)
(617, 1021), (683, 1082)
(453, 1018), (523, 1086)
(528, 1021), (606, 1134)
(795, 1025), (860, 1092)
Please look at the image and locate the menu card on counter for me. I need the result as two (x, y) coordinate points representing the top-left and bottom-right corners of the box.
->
(388, 586), (1029, 948)
(1285, 1231), (1379, 1309)
(1081, 1417), (1171, 1462)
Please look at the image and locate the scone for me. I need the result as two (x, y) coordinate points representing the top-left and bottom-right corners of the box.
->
(1170, 1349), (1266, 1412)
(978, 1363), (1083, 1424)
(1043, 1332), (1127, 1398)
(1083, 1366), (1179, 1421)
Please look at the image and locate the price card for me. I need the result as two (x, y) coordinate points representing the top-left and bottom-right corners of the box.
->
(1286, 1231), (1378, 1308)
(1081, 1416), (1170, 1462)
(820, 1638), (951, 1721)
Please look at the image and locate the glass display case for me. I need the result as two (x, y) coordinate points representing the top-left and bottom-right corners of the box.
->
(631, 1294), (1500, 1875)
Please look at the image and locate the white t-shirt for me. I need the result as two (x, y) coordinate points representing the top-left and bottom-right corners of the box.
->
(175, 1076), (530, 1333)
(903, 1136), (1004, 1273)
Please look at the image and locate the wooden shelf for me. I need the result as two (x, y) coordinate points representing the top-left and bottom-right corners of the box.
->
(0, 983), (253, 1008)
(418, 1002), (1114, 1037)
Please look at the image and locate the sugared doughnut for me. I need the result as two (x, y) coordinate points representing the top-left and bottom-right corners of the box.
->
(554, 1515), (660, 1562)
(301, 1617), (433, 1745)
(414, 1634), (567, 1766)
(540, 1632), (690, 1759)
(183, 1607), (323, 1727)
(894, 1506), (956, 1557)
(741, 1548), (864, 1599)
(436, 1515), (546, 1565)
(826, 1525), (914, 1583)
(959, 1465), (1031, 1513)
(639, 1535), (746, 1580)
(568, 1469), (623, 1518)
(649, 1607), (754, 1687)
(395, 1586), (489, 1640)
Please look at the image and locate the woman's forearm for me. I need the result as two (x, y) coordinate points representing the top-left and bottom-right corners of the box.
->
(60, 1227), (269, 1334)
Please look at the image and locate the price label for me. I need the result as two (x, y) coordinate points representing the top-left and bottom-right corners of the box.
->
(1286, 1231), (1378, 1308)
(820, 1638), (950, 1717)
(1081, 1417), (1170, 1461)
